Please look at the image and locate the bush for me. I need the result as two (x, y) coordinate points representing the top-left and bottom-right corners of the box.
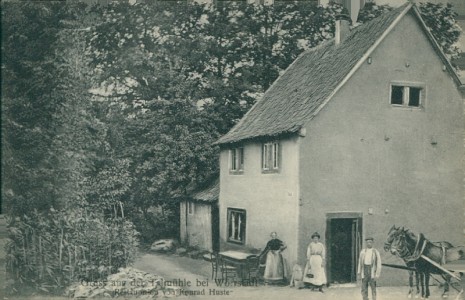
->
(5, 207), (139, 295)
(130, 204), (180, 246)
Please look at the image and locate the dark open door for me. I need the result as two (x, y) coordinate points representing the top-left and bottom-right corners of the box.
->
(211, 204), (220, 252)
(326, 213), (363, 284)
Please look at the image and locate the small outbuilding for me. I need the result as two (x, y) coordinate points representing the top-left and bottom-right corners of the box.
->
(180, 178), (220, 252)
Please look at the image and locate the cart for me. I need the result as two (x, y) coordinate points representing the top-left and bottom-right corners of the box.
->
(383, 258), (464, 299)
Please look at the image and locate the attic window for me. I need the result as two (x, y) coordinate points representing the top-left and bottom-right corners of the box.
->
(390, 83), (425, 108)
(391, 86), (404, 105)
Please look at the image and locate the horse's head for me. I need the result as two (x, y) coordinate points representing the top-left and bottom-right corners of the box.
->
(386, 227), (418, 259)
(388, 230), (407, 256)
(384, 225), (400, 252)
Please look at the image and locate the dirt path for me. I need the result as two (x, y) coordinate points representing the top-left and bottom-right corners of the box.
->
(134, 253), (212, 285)
(133, 252), (457, 300)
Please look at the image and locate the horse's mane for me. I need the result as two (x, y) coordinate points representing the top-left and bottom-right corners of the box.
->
(399, 227), (455, 249)
(405, 229), (417, 240)
(387, 226), (454, 248)
(433, 241), (454, 248)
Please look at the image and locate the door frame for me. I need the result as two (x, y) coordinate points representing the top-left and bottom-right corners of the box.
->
(325, 212), (363, 285)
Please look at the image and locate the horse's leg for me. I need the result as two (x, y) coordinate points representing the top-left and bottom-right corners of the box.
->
(415, 271), (421, 298)
(408, 270), (414, 298)
(419, 272), (426, 299)
(441, 274), (450, 298)
(425, 272), (430, 299)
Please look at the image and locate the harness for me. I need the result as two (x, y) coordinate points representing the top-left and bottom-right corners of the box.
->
(436, 243), (447, 265)
(391, 231), (448, 265)
(397, 233), (428, 262)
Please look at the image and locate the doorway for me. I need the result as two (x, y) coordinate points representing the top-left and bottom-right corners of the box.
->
(326, 214), (362, 284)
(211, 204), (220, 252)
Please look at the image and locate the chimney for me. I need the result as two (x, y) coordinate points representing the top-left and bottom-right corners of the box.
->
(335, 14), (351, 46)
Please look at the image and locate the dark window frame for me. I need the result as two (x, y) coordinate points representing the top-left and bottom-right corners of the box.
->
(390, 82), (425, 109)
(227, 208), (246, 245)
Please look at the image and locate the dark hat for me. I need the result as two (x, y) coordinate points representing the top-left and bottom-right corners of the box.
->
(365, 237), (374, 241)
(311, 232), (321, 239)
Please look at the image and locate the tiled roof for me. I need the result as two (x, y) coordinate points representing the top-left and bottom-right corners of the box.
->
(217, 4), (413, 145)
(190, 178), (219, 203)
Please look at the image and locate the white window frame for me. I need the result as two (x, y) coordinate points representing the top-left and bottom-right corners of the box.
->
(273, 142), (279, 169)
(262, 141), (280, 173)
(229, 147), (244, 173)
(390, 82), (426, 109)
(262, 143), (270, 170)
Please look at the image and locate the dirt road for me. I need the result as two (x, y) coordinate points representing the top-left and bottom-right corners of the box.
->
(134, 252), (458, 300)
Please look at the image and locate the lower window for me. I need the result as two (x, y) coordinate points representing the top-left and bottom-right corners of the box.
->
(227, 208), (246, 244)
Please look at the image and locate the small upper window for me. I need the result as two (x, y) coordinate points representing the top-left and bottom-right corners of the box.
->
(390, 84), (424, 108)
(409, 87), (421, 107)
(273, 143), (279, 169)
(262, 141), (280, 173)
(188, 202), (195, 215)
(230, 147), (244, 174)
(391, 86), (404, 105)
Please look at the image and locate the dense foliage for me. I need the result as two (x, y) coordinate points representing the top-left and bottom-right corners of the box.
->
(358, 2), (462, 58)
(83, 0), (350, 226)
(418, 2), (462, 58)
(1, 0), (462, 295)
(2, 2), (139, 295)
(357, 2), (393, 23)
(5, 208), (139, 294)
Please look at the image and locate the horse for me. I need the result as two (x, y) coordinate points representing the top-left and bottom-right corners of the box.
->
(384, 225), (421, 298)
(385, 226), (465, 299)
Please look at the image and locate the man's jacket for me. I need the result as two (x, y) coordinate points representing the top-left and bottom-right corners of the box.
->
(358, 248), (382, 279)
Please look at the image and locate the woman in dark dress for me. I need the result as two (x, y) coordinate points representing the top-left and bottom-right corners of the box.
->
(260, 232), (287, 284)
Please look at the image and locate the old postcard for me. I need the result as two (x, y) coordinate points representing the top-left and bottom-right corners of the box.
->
(2, 0), (465, 299)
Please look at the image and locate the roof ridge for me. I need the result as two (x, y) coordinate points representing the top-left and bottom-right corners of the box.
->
(215, 39), (329, 145)
(216, 2), (463, 146)
(302, 3), (413, 123)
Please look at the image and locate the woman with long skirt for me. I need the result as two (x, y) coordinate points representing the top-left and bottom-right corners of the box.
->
(260, 232), (287, 284)
(303, 232), (327, 292)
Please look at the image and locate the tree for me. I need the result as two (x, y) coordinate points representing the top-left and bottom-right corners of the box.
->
(357, 2), (461, 59)
(85, 2), (350, 224)
(3, 3), (140, 295)
(2, 2), (82, 215)
(418, 2), (462, 59)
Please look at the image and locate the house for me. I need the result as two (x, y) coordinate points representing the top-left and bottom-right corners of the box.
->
(180, 179), (220, 252)
(215, 3), (465, 286)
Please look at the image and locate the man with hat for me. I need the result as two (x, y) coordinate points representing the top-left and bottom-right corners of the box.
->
(358, 237), (382, 300)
